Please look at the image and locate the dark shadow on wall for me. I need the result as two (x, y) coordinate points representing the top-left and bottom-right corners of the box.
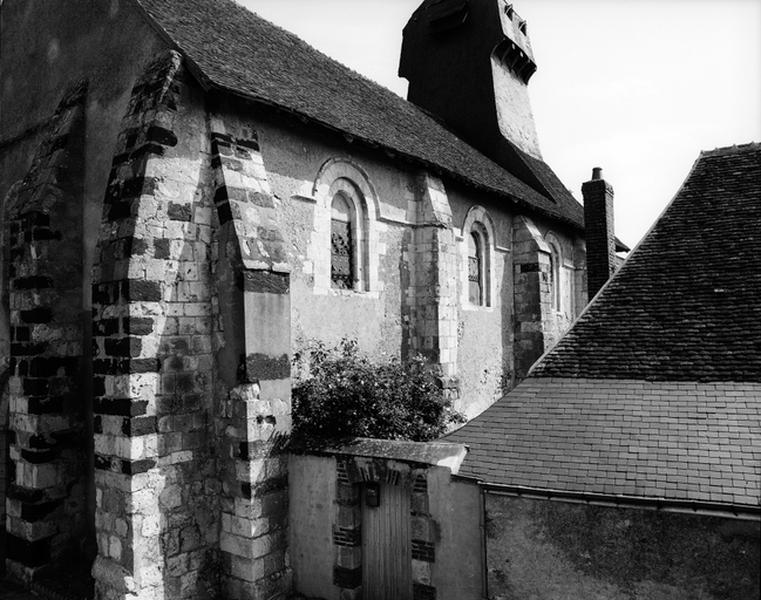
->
(499, 250), (515, 393)
(486, 495), (761, 600)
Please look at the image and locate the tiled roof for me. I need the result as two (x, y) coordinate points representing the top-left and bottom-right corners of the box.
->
(448, 144), (761, 508)
(134, 0), (590, 232)
(446, 378), (761, 507)
(533, 143), (761, 382)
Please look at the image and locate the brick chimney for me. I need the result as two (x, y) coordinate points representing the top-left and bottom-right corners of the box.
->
(582, 167), (616, 299)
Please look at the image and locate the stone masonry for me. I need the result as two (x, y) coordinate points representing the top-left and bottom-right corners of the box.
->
(208, 110), (292, 599)
(402, 173), (459, 393)
(4, 81), (88, 580)
(0, 1), (609, 596)
(512, 216), (555, 378)
(90, 51), (217, 600)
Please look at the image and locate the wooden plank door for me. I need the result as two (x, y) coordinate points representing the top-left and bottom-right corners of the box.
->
(361, 482), (413, 600)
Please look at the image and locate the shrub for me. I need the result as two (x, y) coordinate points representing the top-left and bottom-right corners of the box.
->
(291, 339), (464, 446)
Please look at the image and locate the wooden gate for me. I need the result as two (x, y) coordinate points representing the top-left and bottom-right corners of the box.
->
(361, 482), (412, 600)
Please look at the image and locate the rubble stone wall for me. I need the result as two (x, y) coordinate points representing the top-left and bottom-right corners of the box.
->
(485, 494), (760, 600)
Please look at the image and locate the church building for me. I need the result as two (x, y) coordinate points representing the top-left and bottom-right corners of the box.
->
(0, 0), (626, 598)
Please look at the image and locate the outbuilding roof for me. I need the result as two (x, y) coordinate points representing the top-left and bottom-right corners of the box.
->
(447, 143), (761, 510)
(447, 378), (761, 507)
(533, 143), (761, 382)
(134, 0), (601, 236)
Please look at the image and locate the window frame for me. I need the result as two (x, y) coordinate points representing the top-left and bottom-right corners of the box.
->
(330, 191), (356, 290)
(461, 206), (494, 309)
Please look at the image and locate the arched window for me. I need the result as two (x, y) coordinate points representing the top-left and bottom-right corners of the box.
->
(313, 159), (379, 294)
(468, 231), (484, 305)
(330, 192), (354, 289)
(461, 206), (494, 308)
(546, 236), (563, 313)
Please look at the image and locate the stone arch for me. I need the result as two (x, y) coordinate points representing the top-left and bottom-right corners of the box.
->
(313, 157), (380, 220)
(312, 158), (380, 293)
(461, 205), (496, 307)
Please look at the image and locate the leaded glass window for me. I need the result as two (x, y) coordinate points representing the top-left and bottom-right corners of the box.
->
(468, 232), (483, 305)
(331, 194), (354, 289)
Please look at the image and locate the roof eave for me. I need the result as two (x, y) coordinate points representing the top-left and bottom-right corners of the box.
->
(480, 481), (761, 521)
(132, 0), (587, 233)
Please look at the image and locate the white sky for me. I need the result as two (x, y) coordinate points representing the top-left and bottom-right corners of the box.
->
(239, 0), (761, 248)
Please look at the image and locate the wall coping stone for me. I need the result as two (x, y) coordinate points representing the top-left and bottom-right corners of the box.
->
(315, 437), (468, 474)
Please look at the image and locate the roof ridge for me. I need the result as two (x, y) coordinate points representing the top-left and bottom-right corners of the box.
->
(700, 141), (761, 157)
(134, 0), (593, 231)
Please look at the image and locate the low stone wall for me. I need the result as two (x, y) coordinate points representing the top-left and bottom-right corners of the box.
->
(289, 441), (483, 600)
(485, 494), (760, 600)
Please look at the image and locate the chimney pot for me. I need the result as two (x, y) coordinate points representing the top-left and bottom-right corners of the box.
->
(592, 167), (603, 180)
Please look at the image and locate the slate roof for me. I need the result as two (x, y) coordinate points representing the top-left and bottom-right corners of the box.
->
(447, 143), (761, 509)
(534, 143), (761, 382)
(134, 0), (597, 234)
(446, 378), (761, 507)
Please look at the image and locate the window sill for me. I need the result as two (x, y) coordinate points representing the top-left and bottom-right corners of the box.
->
(328, 287), (380, 300)
(462, 303), (494, 312)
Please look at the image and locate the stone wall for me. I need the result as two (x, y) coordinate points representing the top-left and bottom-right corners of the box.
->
(0, 2), (595, 595)
(90, 51), (218, 600)
(4, 81), (88, 579)
(289, 450), (482, 600)
(512, 216), (582, 378)
(207, 108), (293, 599)
(249, 111), (585, 417)
(485, 494), (760, 600)
(0, 0), (167, 579)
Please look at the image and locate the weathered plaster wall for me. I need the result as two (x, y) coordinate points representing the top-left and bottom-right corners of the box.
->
(255, 116), (414, 361)
(428, 470), (483, 600)
(289, 454), (339, 600)
(485, 494), (760, 600)
(530, 217), (583, 350)
(450, 188), (514, 417)
(289, 453), (483, 600)
(491, 59), (541, 160)
(255, 111), (575, 417)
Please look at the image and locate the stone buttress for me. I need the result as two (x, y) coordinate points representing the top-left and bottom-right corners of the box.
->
(90, 51), (217, 600)
(403, 173), (459, 396)
(3, 82), (88, 580)
(512, 216), (555, 378)
(208, 113), (292, 599)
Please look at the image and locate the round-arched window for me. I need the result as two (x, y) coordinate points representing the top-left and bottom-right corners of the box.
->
(468, 231), (484, 305)
(548, 241), (562, 312)
(330, 192), (354, 289)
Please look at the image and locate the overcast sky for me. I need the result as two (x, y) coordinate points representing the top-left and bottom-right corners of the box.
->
(239, 0), (761, 248)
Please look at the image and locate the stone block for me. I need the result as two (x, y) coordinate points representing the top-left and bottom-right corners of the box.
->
(412, 558), (432, 585)
(228, 554), (265, 583)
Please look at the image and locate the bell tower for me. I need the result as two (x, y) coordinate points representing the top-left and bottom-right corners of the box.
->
(400, 0), (542, 163)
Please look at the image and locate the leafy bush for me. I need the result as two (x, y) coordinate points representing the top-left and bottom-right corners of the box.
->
(291, 339), (465, 446)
